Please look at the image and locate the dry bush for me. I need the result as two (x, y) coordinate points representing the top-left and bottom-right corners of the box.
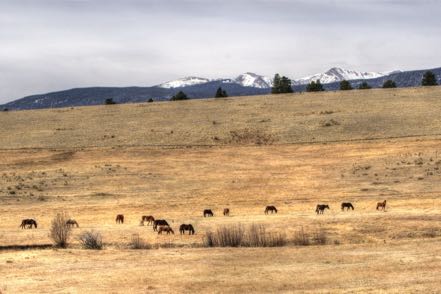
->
(312, 228), (328, 245)
(293, 227), (329, 246)
(243, 223), (265, 247)
(319, 110), (335, 115)
(243, 224), (287, 247)
(78, 230), (103, 250)
(293, 227), (311, 246)
(320, 119), (340, 127)
(205, 224), (244, 247)
(49, 212), (72, 248)
(204, 224), (287, 247)
(422, 228), (441, 238)
(225, 129), (276, 145)
(129, 234), (151, 249)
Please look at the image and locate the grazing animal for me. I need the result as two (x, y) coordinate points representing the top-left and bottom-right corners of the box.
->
(376, 200), (387, 211)
(20, 219), (37, 229)
(223, 208), (230, 216)
(158, 226), (174, 235)
(140, 215), (155, 226)
(341, 202), (354, 211)
(115, 214), (124, 224)
(203, 209), (214, 217)
(264, 206), (278, 214)
(66, 219), (79, 228)
(179, 224), (195, 235)
(316, 204), (330, 214)
(153, 219), (169, 231)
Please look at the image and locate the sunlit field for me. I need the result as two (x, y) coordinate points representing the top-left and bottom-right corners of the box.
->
(1, 87), (441, 292)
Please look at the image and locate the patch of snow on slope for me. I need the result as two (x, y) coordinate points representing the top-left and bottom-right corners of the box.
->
(293, 67), (386, 85)
(234, 72), (272, 88)
(159, 77), (211, 88)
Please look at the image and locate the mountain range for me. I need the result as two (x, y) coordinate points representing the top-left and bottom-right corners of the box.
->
(2, 67), (440, 110)
(158, 69), (389, 89)
(159, 72), (273, 89)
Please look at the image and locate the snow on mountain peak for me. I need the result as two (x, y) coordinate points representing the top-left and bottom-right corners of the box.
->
(158, 67), (393, 89)
(293, 67), (385, 85)
(158, 73), (272, 89)
(234, 72), (272, 88)
(159, 76), (211, 88)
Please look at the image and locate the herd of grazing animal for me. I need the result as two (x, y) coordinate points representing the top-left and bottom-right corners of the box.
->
(18, 201), (387, 232)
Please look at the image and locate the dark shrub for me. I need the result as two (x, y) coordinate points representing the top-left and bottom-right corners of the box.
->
(170, 91), (189, 101)
(382, 80), (397, 88)
(104, 98), (116, 105)
(78, 230), (103, 249)
(422, 71), (438, 86)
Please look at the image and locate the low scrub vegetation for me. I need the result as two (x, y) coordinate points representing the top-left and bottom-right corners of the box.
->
(49, 212), (72, 248)
(129, 234), (152, 249)
(293, 227), (329, 246)
(226, 129), (276, 145)
(320, 119), (340, 127)
(78, 230), (103, 250)
(204, 224), (287, 247)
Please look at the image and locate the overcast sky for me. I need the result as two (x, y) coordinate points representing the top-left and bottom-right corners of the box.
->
(0, 0), (440, 103)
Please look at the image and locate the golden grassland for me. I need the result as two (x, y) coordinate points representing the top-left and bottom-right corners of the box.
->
(1, 87), (441, 293)
(1, 87), (441, 149)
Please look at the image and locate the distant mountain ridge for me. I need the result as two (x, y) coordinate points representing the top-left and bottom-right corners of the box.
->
(159, 72), (272, 89)
(2, 67), (440, 110)
(157, 68), (387, 89)
(159, 77), (211, 88)
(292, 67), (388, 85)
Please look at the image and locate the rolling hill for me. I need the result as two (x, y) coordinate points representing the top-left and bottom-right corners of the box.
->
(1, 67), (440, 110)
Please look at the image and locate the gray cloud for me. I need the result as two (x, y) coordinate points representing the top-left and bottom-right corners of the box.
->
(1, 0), (440, 102)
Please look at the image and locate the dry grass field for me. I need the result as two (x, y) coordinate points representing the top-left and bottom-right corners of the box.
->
(1, 87), (441, 293)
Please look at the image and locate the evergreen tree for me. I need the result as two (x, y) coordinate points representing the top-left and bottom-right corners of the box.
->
(382, 80), (397, 88)
(271, 74), (293, 94)
(280, 76), (293, 93)
(339, 80), (353, 91)
(104, 98), (116, 105)
(271, 74), (282, 94)
(215, 87), (228, 98)
(170, 91), (189, 101)
(358, 81), (372, 90)
(422, 71), (438, 86)
(306, 80), (325, 92)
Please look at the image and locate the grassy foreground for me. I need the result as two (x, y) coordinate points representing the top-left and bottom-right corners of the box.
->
(1, 87), (441, 293)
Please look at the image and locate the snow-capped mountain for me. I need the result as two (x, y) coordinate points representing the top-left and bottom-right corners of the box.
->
(6, 66), (440, 110)
(158, 73), (272, 89)
(159, 76), (211, 88)
(158, 68), (392, 89)
(234, 72), (272, 88)
(292, 67), (386, 85)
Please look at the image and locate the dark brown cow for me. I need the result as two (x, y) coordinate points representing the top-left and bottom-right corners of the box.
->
(223, 208), (230, 216)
